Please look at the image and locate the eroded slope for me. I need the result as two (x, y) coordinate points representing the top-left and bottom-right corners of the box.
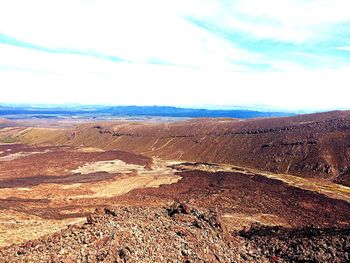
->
(14, 111), (350, 186)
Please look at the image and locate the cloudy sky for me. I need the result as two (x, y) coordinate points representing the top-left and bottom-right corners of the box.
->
(0, 0), (349, 111)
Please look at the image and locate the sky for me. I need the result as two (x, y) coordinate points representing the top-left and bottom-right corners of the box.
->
(0, 0), (350, 111)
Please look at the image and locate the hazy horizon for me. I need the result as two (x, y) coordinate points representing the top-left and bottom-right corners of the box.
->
(0, 102), (343, 114)
(1, 0), (350, 111)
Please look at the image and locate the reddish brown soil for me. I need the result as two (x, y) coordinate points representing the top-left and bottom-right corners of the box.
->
(33, 110), (350, 186)
(0, 144), (59, 157)
(116, 169), (350, 228)
(0, 172), (119, 189)
(0, 144), (152, 221)
(0, 145), (152, 181)
(0, 111), (349, 261)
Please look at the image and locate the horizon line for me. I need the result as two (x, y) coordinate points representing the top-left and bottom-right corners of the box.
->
(0, 102), (349, 114)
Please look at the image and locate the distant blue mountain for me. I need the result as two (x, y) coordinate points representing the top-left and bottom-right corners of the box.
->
(0, 105), (293, 119)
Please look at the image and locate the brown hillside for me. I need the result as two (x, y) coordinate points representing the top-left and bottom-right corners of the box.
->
(16, 110), (350, 186)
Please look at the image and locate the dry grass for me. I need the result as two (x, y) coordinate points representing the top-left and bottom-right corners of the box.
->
(0, 210), (84, 247)
(71, 158), (181, 198)
(221, 213), (291, 232)
(0, 150), (50, 161)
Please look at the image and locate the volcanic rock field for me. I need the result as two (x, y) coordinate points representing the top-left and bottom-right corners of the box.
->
(0, 111), (350, 262)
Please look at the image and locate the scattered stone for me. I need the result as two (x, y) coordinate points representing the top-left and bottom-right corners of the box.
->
(0, 204), (238, 262)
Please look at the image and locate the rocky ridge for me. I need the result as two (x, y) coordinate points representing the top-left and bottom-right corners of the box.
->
(0, 203), (238, 262)
(1, 202), (350, 262)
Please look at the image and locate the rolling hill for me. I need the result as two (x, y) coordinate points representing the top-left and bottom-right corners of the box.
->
(15, 110), (350, 186)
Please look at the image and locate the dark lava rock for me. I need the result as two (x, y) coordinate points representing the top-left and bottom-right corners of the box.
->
(166, 201), (191, 216)
(237, 223), (350, 262)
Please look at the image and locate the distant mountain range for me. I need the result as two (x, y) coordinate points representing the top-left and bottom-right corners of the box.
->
(0, 105), (293, 119)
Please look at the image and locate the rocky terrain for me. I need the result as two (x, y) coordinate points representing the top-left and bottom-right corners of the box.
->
(0, 203), (238, 262)
(0, 110), (349, 262)
(1, 203), (349, 262)
(238, 223), (350, 262)
(11, 110), (350, 186)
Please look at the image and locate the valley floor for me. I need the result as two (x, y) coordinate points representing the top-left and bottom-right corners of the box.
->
(0, 143), (349, 261)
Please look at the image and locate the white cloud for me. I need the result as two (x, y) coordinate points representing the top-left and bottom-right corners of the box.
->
(0, 44), (349, 110)
(0, 0), (349, 110)
(0, 0), (258, 69)
(336, 46), (350, 51)
(0, 44), (118, 76)
(190, 0), (350, 43)
(235, 0), (350, 26)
